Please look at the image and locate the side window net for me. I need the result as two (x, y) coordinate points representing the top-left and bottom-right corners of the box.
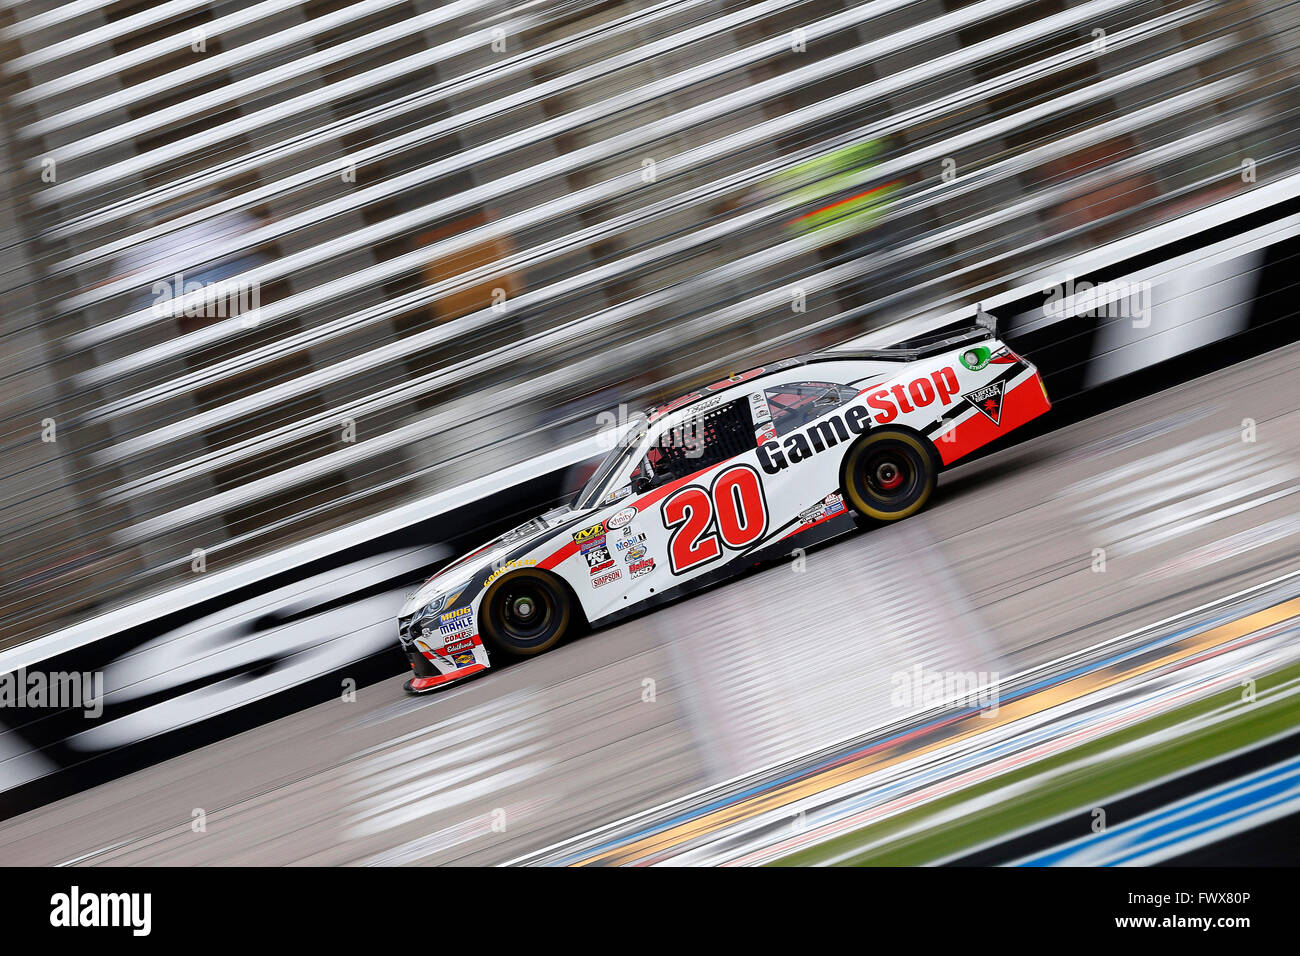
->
(644, 399), (753, 486)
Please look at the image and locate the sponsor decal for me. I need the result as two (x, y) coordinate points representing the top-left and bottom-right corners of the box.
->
(755, 424), (778, 445)
(602, 483), (632, 504)
(605, 507), (637, 531)
(651, 391), (703, 421)
(444, 638), (475, 653)
(591, 568), (623, 588)
(624, 544), (648, 562)
(758, 368), (960, 475)
(863, 367), (960, 425)
(615, 532), (646, 550)
(438, 606), (474, 637)
(758, 405), (871, 474)
(959, 346), (991, 371)
(451, 651), (476, 667)
(823, 493), (846, 517)
(629, 558), (655, 577)
(583, 545), (613, 571)
(485, 558), (537, 585)
(572, 523), (605, 544)
(579, 534), (607, 552)
(963, 380), (1006, 425)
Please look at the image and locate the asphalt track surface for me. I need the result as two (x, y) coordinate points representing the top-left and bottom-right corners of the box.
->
(1, 342), (1298, 865)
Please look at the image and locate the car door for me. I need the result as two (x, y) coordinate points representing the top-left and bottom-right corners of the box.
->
(578, 393), (772, 618)
(756, 378), (861, 522)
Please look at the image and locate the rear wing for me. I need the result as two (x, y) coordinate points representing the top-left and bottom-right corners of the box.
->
(811, 304), (998, 364)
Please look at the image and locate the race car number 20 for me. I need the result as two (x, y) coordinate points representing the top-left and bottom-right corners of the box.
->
(660, 464), (768, 575)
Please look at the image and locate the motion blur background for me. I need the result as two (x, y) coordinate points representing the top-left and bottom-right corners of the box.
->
(3, 0), (1300, 645)
(5, 1), (1300, 865)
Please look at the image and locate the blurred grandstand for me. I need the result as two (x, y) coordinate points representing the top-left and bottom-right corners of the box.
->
(1, 0), (1299, 648)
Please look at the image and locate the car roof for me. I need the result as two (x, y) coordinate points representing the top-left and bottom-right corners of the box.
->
(644, 325), (993, 423)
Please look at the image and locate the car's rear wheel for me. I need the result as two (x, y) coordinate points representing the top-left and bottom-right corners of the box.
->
(480, 568), (573, 657)
(842, 429), (937, 521)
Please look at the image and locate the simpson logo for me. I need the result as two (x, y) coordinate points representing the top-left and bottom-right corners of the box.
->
(592, 568), (623, 588)
(573, 523), (605, 544)
(964, 380), (1006, 425)
(629, 558), (655, 577)
(605, 507), (637, 531)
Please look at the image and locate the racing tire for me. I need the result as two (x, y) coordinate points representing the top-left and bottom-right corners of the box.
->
(841, 429), (937, 521)
(480, 568), (573, 657)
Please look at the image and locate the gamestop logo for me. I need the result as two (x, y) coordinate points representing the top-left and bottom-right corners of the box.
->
(758, 367), (960, 474)
(864, 367), (960, 424)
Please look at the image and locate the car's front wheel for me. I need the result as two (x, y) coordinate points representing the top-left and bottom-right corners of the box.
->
(841, 429), (937, 521)
(480, 568), (573, 657)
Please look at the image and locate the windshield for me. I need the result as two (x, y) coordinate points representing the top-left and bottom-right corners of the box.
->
(573, 420), (648, 510)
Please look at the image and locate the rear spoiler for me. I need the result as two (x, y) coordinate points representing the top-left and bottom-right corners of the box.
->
(811, 305), (998, 364)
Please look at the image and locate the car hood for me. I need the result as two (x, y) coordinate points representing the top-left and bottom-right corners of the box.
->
(398, 504), (590, 618)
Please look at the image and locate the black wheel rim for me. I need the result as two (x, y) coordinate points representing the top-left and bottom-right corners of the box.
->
(496, 578), (557, 646)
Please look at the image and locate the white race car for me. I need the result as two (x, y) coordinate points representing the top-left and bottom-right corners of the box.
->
(396, 316), (1050, 693)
